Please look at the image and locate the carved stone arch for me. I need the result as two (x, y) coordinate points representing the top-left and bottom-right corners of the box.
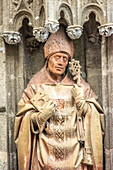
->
(38, 5), (45, 27)
(81, 4), (105, 26)
(57, 3), (73, 26)
(13, 10), (33, 32)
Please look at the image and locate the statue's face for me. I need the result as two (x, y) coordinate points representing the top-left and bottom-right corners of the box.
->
(48, 53), (69, 76)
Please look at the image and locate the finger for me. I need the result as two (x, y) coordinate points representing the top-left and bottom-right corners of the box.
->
(76, 83), (84, 88)
(78, 84), (83, 87)
(53, 101), (57, 106)
(30, 85), (36, 95)
(71, 89), (75, 96)
(50, 103), (55, 108)
(76, 84), (80, 87)
(48, 100), (54, 105)
(44, 100), (53, 108)
(53, 107), (57, 112)
(72, 87), (77, 94)
(73, 84), (79, 90)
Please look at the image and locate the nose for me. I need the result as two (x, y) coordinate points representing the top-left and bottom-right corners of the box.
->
(58, 57), (64, 65)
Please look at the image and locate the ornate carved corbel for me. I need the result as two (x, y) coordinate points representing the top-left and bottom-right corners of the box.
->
(66, 25), (83, 40)
(33, 27), (49, 42)
(2, 31), (21, 44)
(98, 23), (113, 37)
(45, 20), (59, 33)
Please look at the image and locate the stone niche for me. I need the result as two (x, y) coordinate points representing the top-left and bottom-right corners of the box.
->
(19, 17), (45, 86)
(74, 12), (102, 105)
(4, 12), (102, 169)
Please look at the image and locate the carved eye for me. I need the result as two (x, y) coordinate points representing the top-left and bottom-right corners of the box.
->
(63, 57), (68, 62)
(55, 56), (60, 60)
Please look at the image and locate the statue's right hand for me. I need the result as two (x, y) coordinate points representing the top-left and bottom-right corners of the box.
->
(30, 112), (39, 123)
(42, 100), (57, 117)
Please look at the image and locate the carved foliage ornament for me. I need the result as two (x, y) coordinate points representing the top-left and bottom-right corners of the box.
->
(66, 25), (83, 40)
(33, 27), (49, 42)
(2, 31), (21, 44)
(45, 20), (59, 33)
(33, 25), (83, 42)
(98, 23), (113, 37)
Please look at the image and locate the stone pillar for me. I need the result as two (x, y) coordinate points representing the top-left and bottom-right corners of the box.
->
(2, 31), (24, 169)
(105, 34), (113, 170)
(5, 40), (25, 170)
(100, 29), (113, 169)
(0, 37), (8, 169)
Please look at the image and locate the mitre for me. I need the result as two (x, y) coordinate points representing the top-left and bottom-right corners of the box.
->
(44, 25), (74, 59)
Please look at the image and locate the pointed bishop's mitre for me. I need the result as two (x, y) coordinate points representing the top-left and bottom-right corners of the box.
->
(44, 25), (74, 59)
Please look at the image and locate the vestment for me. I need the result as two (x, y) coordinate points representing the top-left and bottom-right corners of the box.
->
(14, 65), (104, 170)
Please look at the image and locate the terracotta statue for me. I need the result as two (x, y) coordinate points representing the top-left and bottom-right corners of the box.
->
(14, 25), (104, 170)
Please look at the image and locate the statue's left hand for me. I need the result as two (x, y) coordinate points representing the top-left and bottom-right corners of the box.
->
(72, 84), (86, 116)
(72, 84), (85, 101)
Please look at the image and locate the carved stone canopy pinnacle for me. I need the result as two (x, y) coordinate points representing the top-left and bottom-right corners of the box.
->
(45, 20), (59, 33)
(33, 27), (49, 42)
(66, 25), (83, 40)
(98, 23), (113, 37)
(2, 31), (21, 44)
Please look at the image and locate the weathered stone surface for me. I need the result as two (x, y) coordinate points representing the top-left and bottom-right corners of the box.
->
(0, 113), (8, 170)
(0, 40), (6, 109)
(87, 68), (102, 104)
(24, 42), (45, 85)
(0, 37), (8, 170)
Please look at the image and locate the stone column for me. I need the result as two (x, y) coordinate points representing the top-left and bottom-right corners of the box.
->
(99, 24), (113, 170)
(105, 34), (113, 170)
(0, 36), (8, 170)
(2, 31), (23, 170)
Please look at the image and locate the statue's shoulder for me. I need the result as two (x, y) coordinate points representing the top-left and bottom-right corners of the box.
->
(81, 78), (97, 100)
(29, 66), (46, 85)
(81, 78), (90, 89)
